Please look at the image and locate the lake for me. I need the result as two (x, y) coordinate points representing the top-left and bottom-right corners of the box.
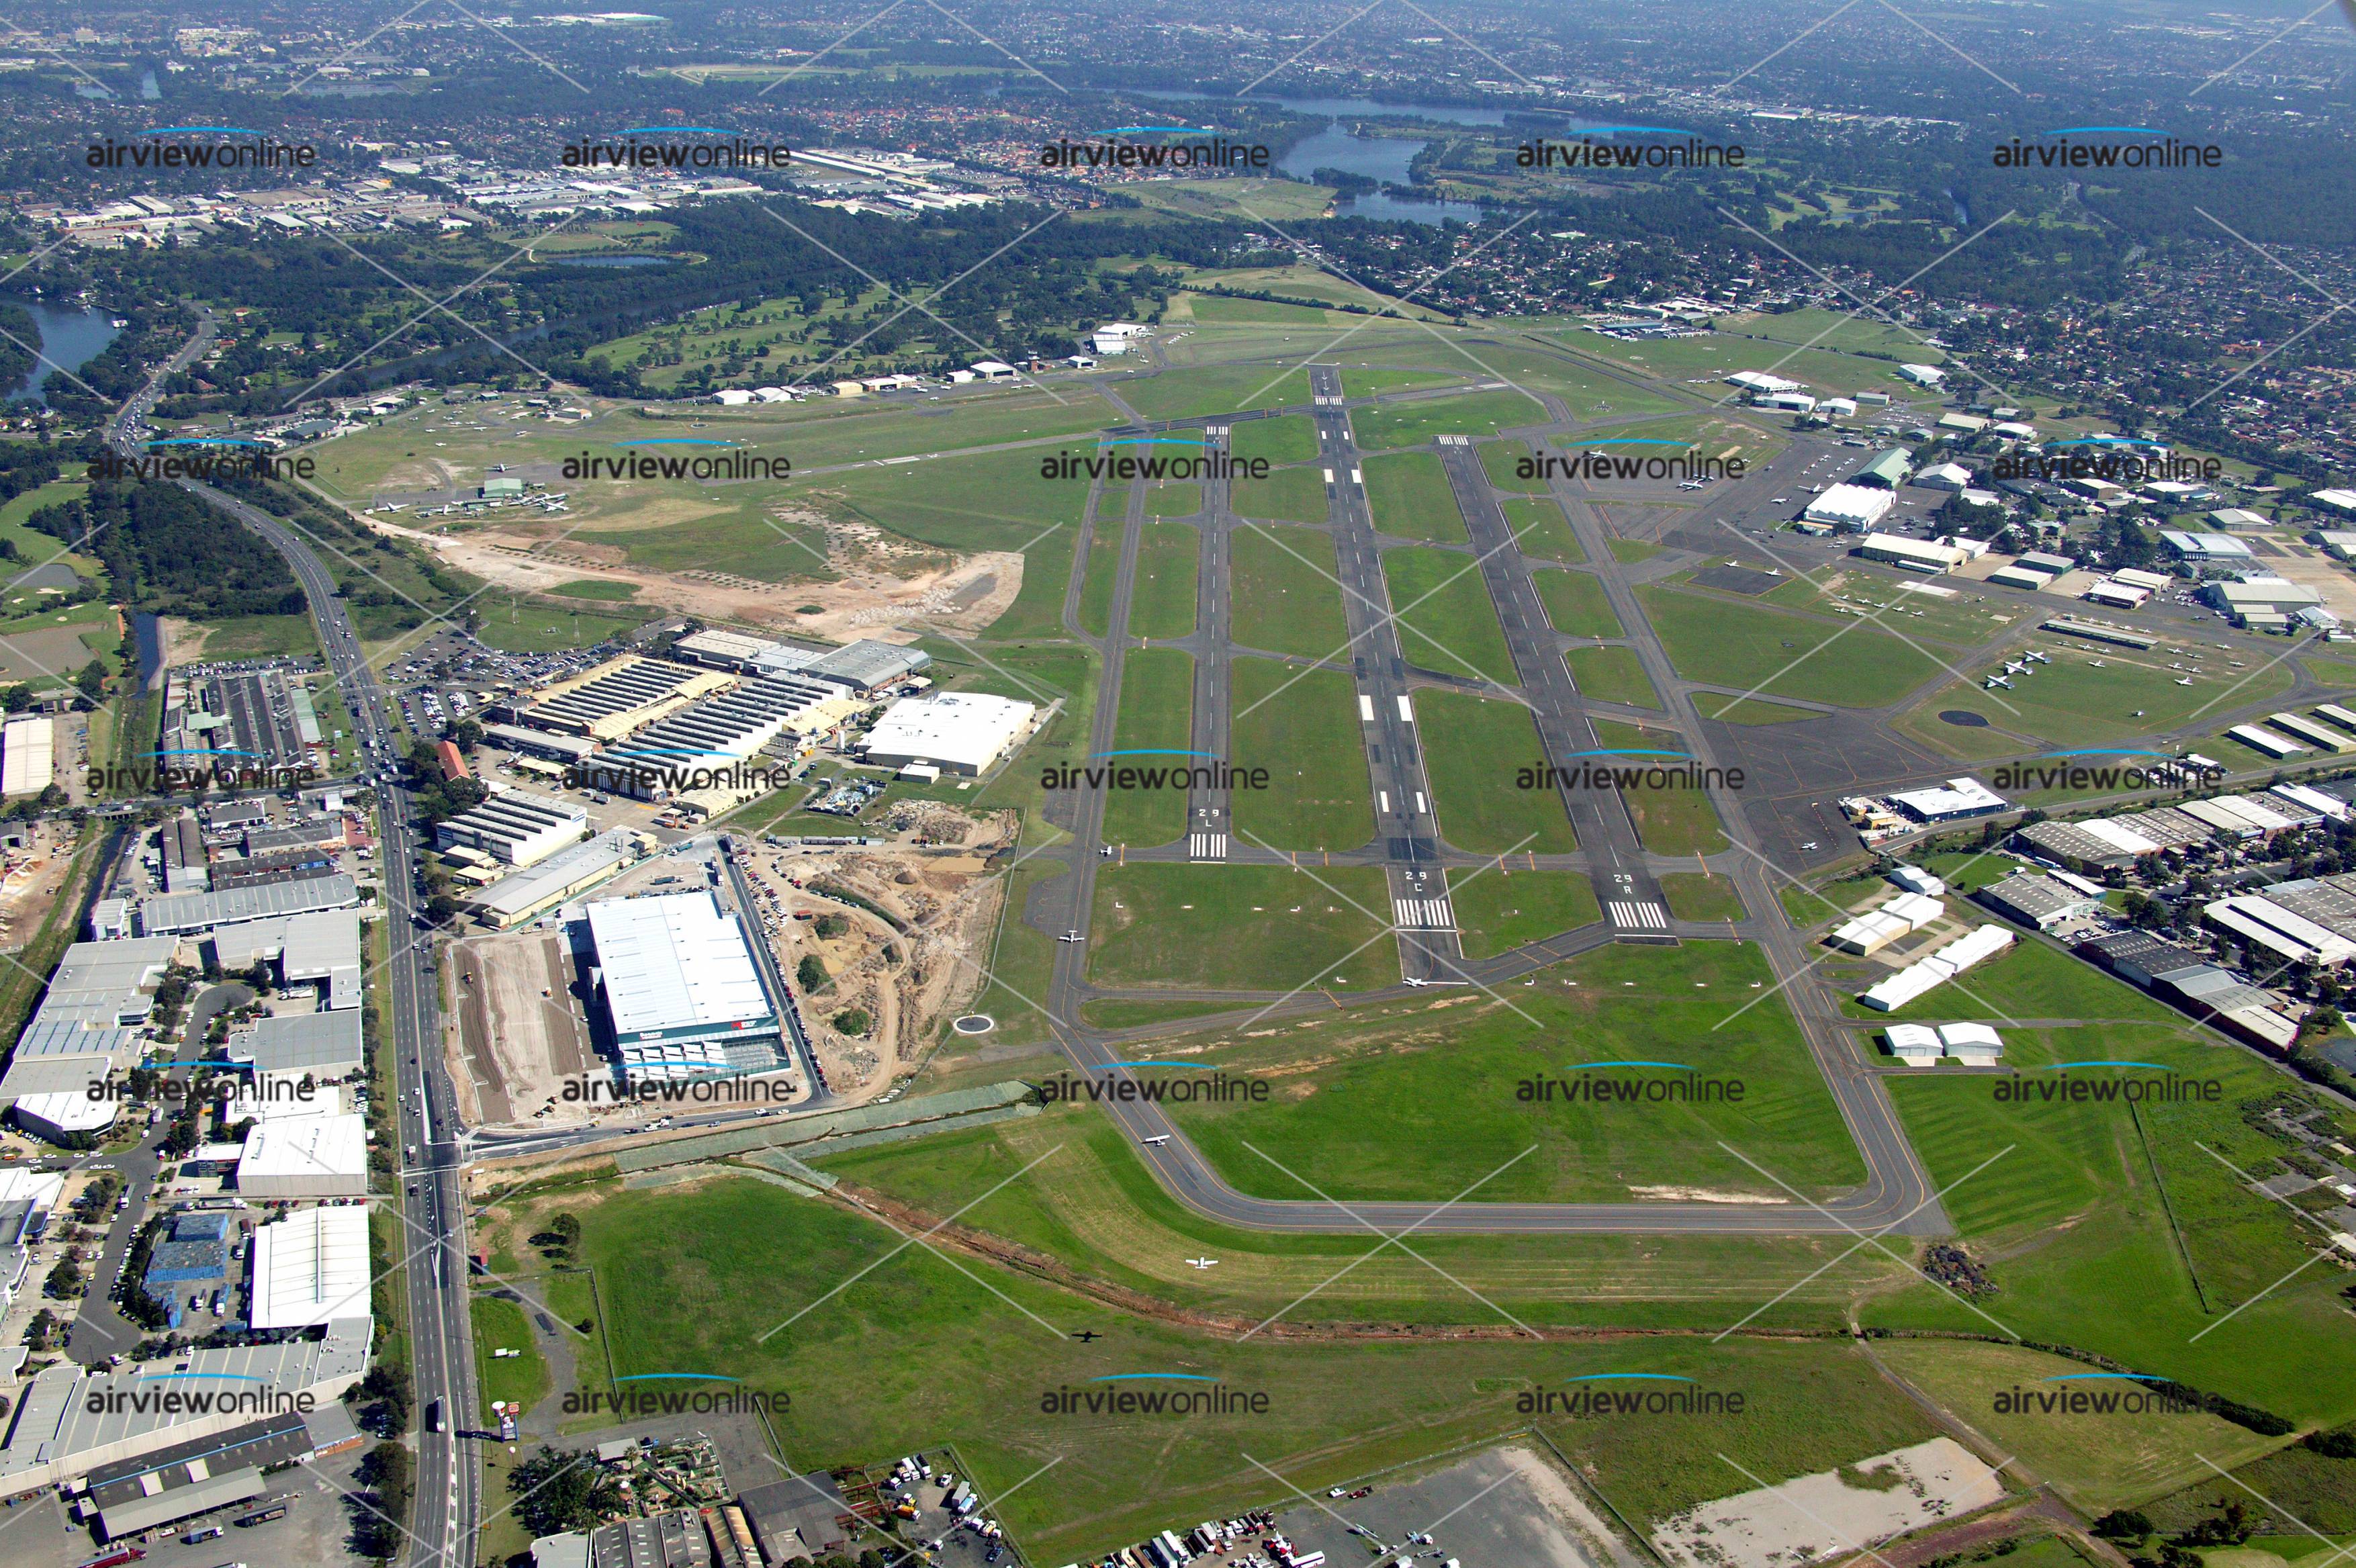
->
(9, 304), (122, 406)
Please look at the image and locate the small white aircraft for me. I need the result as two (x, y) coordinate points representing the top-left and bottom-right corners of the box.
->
(2025, 651), (2049, 663)
(1187, 1258), (1219, 1270)
(2089, 659), (2106, 667)
(1058, 930), (1085, 943)
(1403, 977), (1431, 988)
(1140, 1134), (1171, 1146)
(1985, 676), (2012, 690)
(2175, 678), (2194, 686)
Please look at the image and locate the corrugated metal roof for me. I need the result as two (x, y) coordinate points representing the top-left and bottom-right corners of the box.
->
(586, 891), (772, 1040)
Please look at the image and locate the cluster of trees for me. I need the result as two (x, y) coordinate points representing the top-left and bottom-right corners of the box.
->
(355, 1442), (414, 1561)
(26, 477), (302, 620)
(509, 1446), (625, 1538)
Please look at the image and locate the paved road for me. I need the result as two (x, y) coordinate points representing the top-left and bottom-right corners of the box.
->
(120, 344), (482, 1568)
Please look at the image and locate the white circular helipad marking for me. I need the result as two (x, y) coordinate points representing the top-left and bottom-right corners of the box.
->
(952, 1015), (995, 1035)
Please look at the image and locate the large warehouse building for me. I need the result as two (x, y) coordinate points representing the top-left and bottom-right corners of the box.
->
(858, 691), (1038, 776)
(436, 790), (590, 868)
(584, 892), (786, 1085)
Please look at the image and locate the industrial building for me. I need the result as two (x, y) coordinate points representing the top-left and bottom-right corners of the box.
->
(437, 790), (590, 867)
(2206, 576), (2326, 629)
(1977, 870), (2105, 930)
(0, 714), (52, 798)
(224, 1007), (366, 1078)
(234, 1111), (369, 1199)
(1827, 891), (1944, 955)
(1803, 483), (1895, 531)
(519, 655), (731, 741)
(0, 1324), (370, 1498)
(0, 937), (177, 1129)
(482, 723), (598, 766)
(1860, 925), (2014, 1011)
(2204, 894), (2356, 968)
(249, 1205), (373, 1329)
(858, 691), (1038, 776)
(670, 627), (827, 678)
(207, 908), (363, 1009)
(137, 874), (360, 935)
(585, 892), (786, 1084)
(158, 664), (320, 777)
(1858, 533), (1968, 573)
(467, 827), (651, 929)
(1888, 777), (2006, 823)
(803, 639), (932, 695)
(578, 675), (854, 809)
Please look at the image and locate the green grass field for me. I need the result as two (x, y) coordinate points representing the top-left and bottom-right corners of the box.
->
(1100, 649), (1195, 847)
(1609, 538), (1664, 563)
(1361, 452), (1467, 543)
(1144, 482), (1201, 518)
(1870, 1338), (2279, 1513)
(189, 612), (322, 661)
(1478, 439), (1549, 494)
(1161, 939), (1864, 1203)
(1229, 659), (1375, 851)
(1350, 388), (1548, 451)
(1132, 522), (1199, 640)
(1504, 496), (1584, 562)
(1077, 524), (1122, 640)
(1447, 869), (1600, 957)
(1864, 1005), (2356, 1428)
(1118, 366), (1312, 422)
(1229, 414), (1318, 465)
(475, 597), (649, 653)
(1230, 463), (1331, 523)
(1660, 872), (1746, 922)
(1385, 546), (1518, 686)
(1416, 689), (1577, 854)
(1535, 568), (1624, 639)
(1567, 645), (1661, 708)
(545, 1174), (1942, 1560)
(547, 578), (639, 601)
(1640, 586), (1947, 710)
(1231, 526), (1349, 659)
(1089, 862), (1396, 990)
(1593, 719), (1727, 856)
(469, 1290), (551, 1422)
(1913, 639), (2302, 749)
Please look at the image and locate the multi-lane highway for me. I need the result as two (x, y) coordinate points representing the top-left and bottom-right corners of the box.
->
(117, 337), (482, 1568)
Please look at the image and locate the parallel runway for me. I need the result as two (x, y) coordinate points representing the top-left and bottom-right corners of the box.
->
(1033, 353), (1952, 1238)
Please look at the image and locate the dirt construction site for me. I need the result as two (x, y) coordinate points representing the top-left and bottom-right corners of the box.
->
(738, 798), (1014, 1097)
(443, 803), (1013, 1131)
(366, 510), (1022, 645)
